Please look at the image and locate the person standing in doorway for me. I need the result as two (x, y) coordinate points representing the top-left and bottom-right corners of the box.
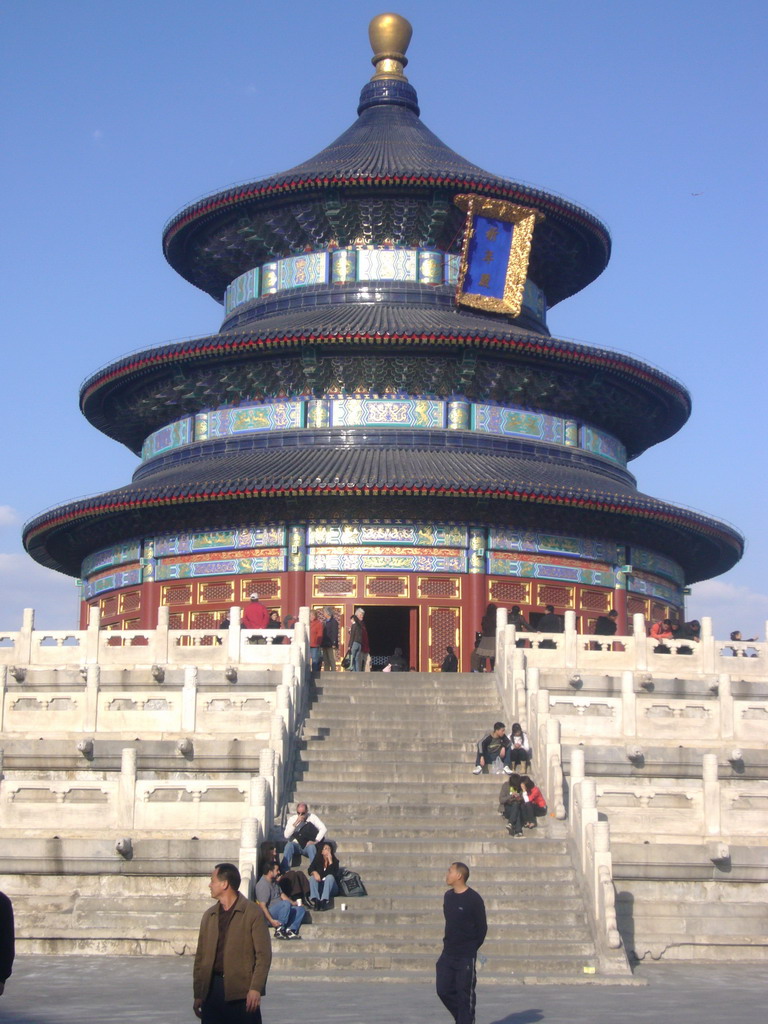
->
(348, 608), (368, 672)
(309, 609), (324, 672)
(436, 862), (486, 1024)
(321, 606), (339, 671)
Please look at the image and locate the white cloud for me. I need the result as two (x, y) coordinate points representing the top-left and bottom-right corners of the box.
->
(0, 506), (19, 527)
(0, 553), (80, 630)
(687, 579), (768, 641)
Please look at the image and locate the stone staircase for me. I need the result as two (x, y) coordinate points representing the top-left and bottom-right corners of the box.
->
(268, 671), (605, 982)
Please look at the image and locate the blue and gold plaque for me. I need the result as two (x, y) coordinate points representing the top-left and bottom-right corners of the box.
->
(454, 195), (542, 316)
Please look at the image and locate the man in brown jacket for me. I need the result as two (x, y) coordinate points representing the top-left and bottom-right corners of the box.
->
(193, 863), (272, 1023)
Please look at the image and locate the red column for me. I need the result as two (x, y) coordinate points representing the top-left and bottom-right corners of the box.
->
(614, 585), (628, 636)
(465, 573), (486, 671)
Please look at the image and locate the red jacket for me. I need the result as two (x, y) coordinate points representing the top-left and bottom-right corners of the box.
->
(310, 618), (324, 647)
(242, 601), (269, 629)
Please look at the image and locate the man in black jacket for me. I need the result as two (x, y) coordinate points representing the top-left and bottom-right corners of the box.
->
(0, 891), (15, 997)
(436, 862), (486, 1024)
(320, 607), (339, 671)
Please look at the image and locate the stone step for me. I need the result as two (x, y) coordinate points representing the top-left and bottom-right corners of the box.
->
(267, 949), (597, 977)
(314, 836), (568, 855)
(284, 802), (531, 818)
(294, 764), (515, 779)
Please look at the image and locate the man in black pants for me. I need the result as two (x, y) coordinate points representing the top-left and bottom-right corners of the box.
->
(0, 890), (14, 997)
(436, 862), (487, 1024)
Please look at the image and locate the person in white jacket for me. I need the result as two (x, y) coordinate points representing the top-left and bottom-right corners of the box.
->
(280, 802), (327, 871)
(507, 723), (532, 772)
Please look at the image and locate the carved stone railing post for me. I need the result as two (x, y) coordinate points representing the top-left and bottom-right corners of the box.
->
(118, 747), (137, 830)
(621, 670), (636, 737)
(632, 613), (648, 672)
(239, 817), (260, 898)
(495, 606), (508, 671)
(545, 716), (565, 819)
(227, 605), (242, 664)
(154, 606), (170, 665)
(701, 616), (716, 675)
(84, 665), (100, 733)
(276, 683), (292, 738)
(0, 666), (6, 733)
(594, 820), (622, 950)
(571, 746), (585, 785)
(563, 610), (577, 670)
(182, 666), (198, 733)
(703, 753), (721, 835)
(257, 752), (275, 831)
(17, 608), (34, 667)
(269, 714), (287, 805)
(85, 606), (100, 664)
(718, 672), (734, 740)
(512, 647), (526, 725)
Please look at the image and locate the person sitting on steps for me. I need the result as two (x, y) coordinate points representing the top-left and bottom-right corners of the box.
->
(308, 840), (342, 911)
(254, 862), (306, 940)
(519, 775), (547, 829)
(507, 722), (532, 772)
(473, 722), (512, 775)
(280, 802), (327, 872)
(498, 772), (524, 837)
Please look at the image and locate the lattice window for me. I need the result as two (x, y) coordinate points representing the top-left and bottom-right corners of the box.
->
(365, 576), (407, 598)
(191, 611), (220, 630)
(580, 590), (610, 612)
(239, 578), (280, 600)
(200, 582), (234, 604)
(120, 590), (141, 613)
(428, 607), (459, 664)
(100, 595), (118, 617)
(537, 585), (572, 608)
(628, 596), (647, 616)
(489, 580), (529, 604)
(168, 612), (187, 629)
(313, 575), (357, 597)
(162, 585), (193, 606)
(418, 577), (459, 599)
(651, 602), (668, 622)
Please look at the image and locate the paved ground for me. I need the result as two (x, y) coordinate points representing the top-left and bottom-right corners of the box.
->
(1, 956), (767, 1023)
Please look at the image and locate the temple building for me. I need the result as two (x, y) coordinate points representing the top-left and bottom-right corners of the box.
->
(23, 14), (742, 670)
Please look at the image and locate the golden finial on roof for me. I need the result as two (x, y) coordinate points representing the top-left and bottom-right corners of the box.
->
(368, 13), (412, 82)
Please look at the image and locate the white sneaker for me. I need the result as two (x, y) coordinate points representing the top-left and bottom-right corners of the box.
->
(503, 765), (513, 775)
(472, 765), (483, 775)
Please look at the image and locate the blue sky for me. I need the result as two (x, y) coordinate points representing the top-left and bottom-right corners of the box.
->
(1, 0), (765, 636)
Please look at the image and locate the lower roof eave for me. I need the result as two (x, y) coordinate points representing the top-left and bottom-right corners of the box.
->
(23, 483), (743, 584)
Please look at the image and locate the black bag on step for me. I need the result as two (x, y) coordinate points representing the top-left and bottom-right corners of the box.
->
(339, 867), (367, 897)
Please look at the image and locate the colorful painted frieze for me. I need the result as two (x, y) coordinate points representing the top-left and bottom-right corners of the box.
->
(308, 546), (466, 573)
(82, 566), (142, 599)
(141, 417), (193, 461)
(630, 546), (685, 585)
(579, 426), (627, 468)
(474, 405), (564, 444)
(307, 524), (467, 547)
(330, 398), (444, 428)
(153, 527), (285, 557)
(626, 570), (682, 603)
(489, 529), (620, 564)
(157, 550), (286, 580)
(488, 552), (615, 587)
(82, 540), (142, 578)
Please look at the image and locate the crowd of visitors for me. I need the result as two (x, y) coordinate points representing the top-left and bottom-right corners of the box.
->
(253, 801), (350, 940)
(472, 720), (546, 838)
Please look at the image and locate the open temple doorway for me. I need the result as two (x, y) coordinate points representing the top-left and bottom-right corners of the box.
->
(360, 605), (418, 670)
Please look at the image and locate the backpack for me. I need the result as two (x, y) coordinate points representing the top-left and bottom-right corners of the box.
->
(338, 868), (367, 897)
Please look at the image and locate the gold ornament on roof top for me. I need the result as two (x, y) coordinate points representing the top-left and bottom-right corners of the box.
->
(368, 12), (412, 81)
